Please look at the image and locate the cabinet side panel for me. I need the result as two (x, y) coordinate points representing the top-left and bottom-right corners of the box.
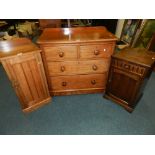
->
(34, 53), (51, 97)
(40, 46), (52, 91)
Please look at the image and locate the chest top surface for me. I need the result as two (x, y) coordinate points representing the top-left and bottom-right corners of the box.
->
(0, 38), (40, 59)
(37, 26), (117, 44)
(113, 48), (155, 67)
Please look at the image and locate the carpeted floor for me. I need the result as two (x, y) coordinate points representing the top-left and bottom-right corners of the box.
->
(0, 64), (155, 135)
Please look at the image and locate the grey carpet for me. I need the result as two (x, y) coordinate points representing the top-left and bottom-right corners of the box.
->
(0, 65), (155, 135)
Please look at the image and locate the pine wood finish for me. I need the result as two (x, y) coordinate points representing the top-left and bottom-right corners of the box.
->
(44, 45), (78, 61)
(0, 38), (51, 113)
(104, 48), (155, 112)
(47, 59), (110, 76)
(37, 27), (117, 95)
(51, 73), (107, 91)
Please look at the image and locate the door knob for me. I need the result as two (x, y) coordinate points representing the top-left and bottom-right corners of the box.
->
(12, 80), (19, 89)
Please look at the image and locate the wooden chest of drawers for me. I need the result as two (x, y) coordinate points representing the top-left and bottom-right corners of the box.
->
(37, 27), (117, 96)
(104, 48), (155, 112)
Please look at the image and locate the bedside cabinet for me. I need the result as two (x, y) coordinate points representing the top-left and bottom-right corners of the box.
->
(0, 38), (51, 113)
(104, 48), (155, 112)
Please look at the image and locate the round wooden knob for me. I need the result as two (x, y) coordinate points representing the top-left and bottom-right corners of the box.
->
(103, 48), (106, 52)
(60, 66), (65, 72)
(92, 64), (98, 71)
(59, 51), (64, 57)
(91, 80), (96, 85)
(152, 57), (155, 60)
(94, 50), (99, 55)
(62, 82), (67, 86)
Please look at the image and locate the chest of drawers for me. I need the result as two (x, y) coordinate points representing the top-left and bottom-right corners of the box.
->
(104, 48), (155, 112)
(37, 27), (117, 96)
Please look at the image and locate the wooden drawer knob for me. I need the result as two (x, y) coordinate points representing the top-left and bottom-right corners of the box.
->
(59, 51), (64, 57)
(91, 80), (96, 85)
(60, 66), (65, 72)
(62, 82), (67, 86)
(92, 64), (98, 71)
(94, 50), (99, 55)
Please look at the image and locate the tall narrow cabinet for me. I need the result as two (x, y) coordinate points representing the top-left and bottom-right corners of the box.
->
(0, 38), (51, 112)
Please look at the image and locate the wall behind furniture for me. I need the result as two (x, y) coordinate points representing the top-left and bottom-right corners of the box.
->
(115, 19), (125, 38)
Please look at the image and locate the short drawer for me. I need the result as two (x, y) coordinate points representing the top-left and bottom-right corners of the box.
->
(43, 45), (78, 61)
(79, 44), (114, 59)
(50, 73), (107, 91)
(47, 59), (110, 76)
(112, 58), (146, 76)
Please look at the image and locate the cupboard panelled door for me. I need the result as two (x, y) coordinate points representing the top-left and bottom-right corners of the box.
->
(107, 67), (140, 105)
(2, 52), (51, 112)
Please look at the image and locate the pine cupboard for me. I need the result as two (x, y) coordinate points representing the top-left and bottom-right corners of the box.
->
(0, 38), (51, 113)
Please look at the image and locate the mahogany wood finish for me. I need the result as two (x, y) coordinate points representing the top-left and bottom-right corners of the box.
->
(0, 38), (51, 113)
(104, 48), (155, 112)
(37, 27), (117, 95)
(39, 19), (61, 29)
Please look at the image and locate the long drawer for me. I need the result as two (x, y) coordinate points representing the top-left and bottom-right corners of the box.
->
(79, 43), (114, 59)
(47, 59), (110, 76)
(50, 73), (107, 91)
(43, 45), (78, 61)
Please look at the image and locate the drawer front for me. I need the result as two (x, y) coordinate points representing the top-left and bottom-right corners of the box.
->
(43, 45), (78, 61)
(79, 44), (114, 59)
(50, 73), (107, 90)
(112, 58), (146, 76)
(48, 59), (110, 76)
(48, 61), (77, 76)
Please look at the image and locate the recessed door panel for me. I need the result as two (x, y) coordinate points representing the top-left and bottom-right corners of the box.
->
(107, 67), (140, 104)
(5, 53), (51, 110)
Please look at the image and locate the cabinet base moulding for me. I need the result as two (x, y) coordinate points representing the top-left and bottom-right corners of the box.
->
(104, 93), (134, 113)
(50, 88), (105, 96)
(22, 97), (52, 113)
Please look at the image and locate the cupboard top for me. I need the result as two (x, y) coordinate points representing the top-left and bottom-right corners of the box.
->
(0, 38), (40, 59)
(113, 48), (155, 67)
(37, 26), (118, 44)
